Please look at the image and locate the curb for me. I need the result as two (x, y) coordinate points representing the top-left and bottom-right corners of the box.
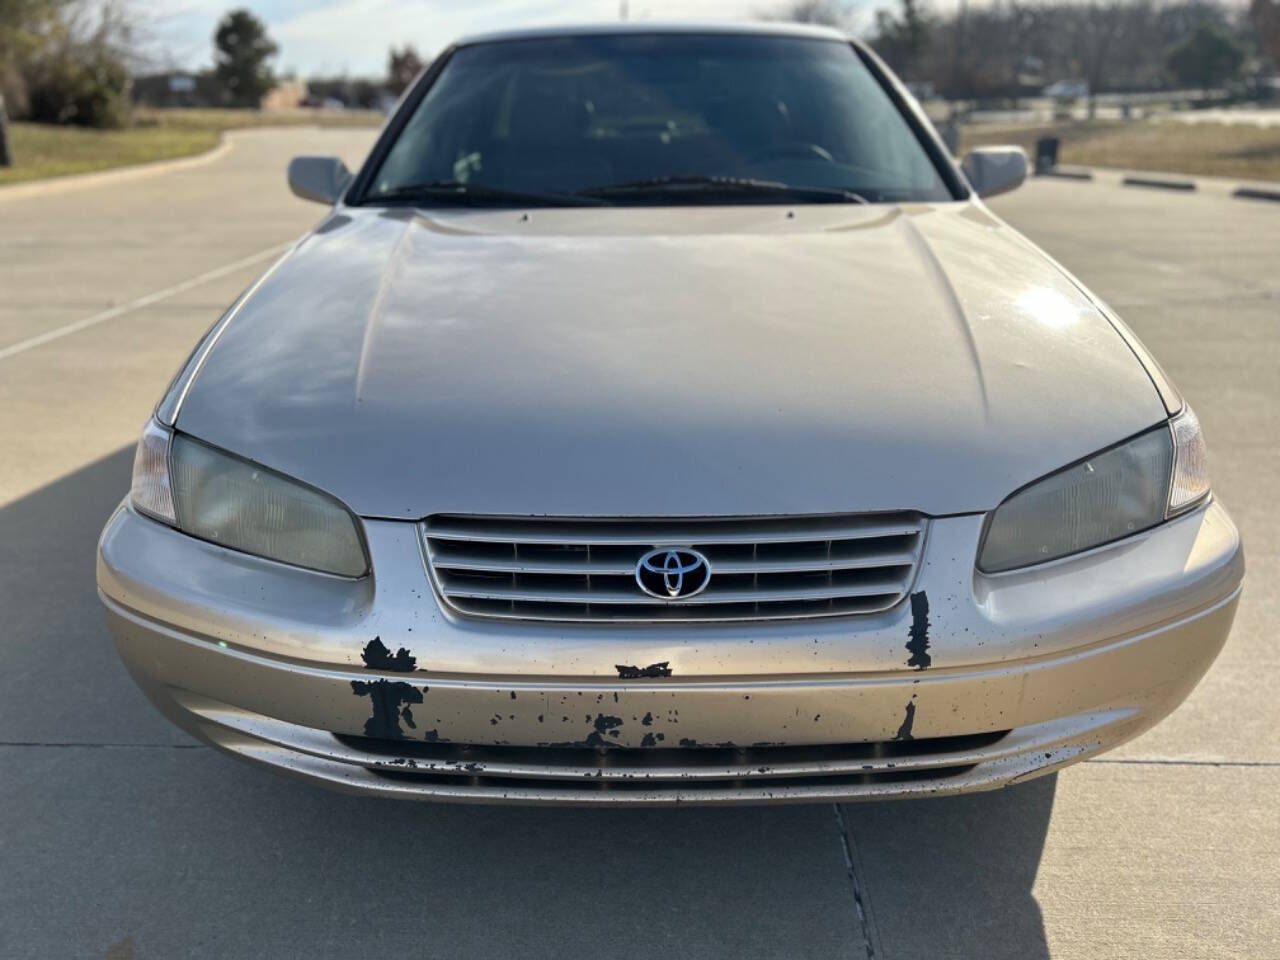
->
(1031, 165), (1279, 203)
(0, 131), (233, 203)
(1121, 175), (1196, 191)
(1038, 166), (1094, 181)
(1232, 186), (1280, 203)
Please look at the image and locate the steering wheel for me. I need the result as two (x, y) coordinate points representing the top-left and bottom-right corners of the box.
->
(745, 142), (836, 165)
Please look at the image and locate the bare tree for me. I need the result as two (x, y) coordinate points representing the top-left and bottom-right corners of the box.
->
(873, 0), (934, 77)
(1, 0), (62, 116)
(763, 0), (856, 28)
(1252, 0), (1280, 65)
(813, 0), (1254, 104)
(987, 0), (1046, 98)
(1058, 1), (1146, 117)
(387, 45), (424, 98)
(22, 0), (140, 127)
(0, 0), (60, 63)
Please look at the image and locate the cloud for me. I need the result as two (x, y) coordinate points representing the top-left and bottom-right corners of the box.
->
(272, 0), (767, 75)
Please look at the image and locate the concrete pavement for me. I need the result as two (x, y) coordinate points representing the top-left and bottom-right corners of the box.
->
(1, 129), (1276, 958)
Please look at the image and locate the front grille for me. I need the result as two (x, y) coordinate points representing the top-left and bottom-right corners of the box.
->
(420, 513), (926, 622)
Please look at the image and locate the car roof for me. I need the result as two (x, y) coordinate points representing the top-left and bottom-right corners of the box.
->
(454, 21), (849, 48)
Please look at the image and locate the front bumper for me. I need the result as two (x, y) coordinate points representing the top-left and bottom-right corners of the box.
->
(98, 500), (1243, 805)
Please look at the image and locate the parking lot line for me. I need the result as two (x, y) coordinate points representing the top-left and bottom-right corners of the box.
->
(0, 241), (290, 362)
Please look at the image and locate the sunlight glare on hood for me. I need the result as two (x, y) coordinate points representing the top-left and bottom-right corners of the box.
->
(1015, 287), (1085, 329)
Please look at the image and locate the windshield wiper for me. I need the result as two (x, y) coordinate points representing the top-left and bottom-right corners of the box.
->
(365, 180), (605, 207)
(576, 175), (870, 204)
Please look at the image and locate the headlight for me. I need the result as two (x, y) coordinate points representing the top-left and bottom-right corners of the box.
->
(129, 419), (369, 577)
(979, 406), (1209, 573)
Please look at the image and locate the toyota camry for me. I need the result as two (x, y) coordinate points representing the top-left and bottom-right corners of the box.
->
(97, 23), (1244, 804)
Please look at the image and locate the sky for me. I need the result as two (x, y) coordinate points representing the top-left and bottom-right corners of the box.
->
(140, 0), (886, 77)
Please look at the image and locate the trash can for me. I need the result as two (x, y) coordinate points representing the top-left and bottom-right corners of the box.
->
(1034, 136), (1059, 175)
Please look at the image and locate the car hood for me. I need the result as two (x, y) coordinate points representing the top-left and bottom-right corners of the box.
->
(175, 203), (1166, 520)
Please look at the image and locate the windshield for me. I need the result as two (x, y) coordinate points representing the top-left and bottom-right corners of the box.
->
(362, 34), (956, 206)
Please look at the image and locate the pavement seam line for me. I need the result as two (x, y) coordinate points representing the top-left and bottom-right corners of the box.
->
(1086, 757), (1280, 767)
(0, 242), (291, 362)
(0, 742), (206, 749)
(832, 803), (879, 959)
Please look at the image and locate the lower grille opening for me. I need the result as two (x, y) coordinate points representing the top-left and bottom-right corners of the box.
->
(369, 765), (980, 792)
(335, 729), (1008, 767)
(334, 729), (1009, 794)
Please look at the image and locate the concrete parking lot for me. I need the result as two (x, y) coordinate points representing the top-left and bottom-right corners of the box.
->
(1, 128), (1276, 959)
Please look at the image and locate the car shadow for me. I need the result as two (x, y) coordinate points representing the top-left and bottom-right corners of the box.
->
(0, 446), (196, 744)
(842, 776), (1056, 958)
(0, 446), (1051, 959)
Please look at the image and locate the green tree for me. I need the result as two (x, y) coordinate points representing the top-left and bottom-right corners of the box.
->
(1166, 23), (1244, 92)
(213, 8), (278, 108)
(765, 0), (855, 28)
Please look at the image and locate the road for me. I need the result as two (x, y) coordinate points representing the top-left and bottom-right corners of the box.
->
(1, 129), (1276, 960)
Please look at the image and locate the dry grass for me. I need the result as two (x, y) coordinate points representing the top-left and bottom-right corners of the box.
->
(960, 119), (1280, 183)
(0, 108), (383, 186)
(9, 108), (1274, 188)
(131, 107), (384, 133)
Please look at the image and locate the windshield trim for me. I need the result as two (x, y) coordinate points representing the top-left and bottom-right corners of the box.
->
(344, 44), (459, 207)
(345, 33), (970, 210)
(851, 42), (970, 203)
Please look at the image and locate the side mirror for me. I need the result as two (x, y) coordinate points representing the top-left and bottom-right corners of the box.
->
(287, 155), (352, 205)
(961, 146), (1028, 199)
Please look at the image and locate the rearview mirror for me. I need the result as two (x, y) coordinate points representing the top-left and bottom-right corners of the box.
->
(287, 156), (352, 205)
(961, 146), (1028, 199)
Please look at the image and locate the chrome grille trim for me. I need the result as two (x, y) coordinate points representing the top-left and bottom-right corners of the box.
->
(420, 513), (926, 622)
(339, 730), (1007, 783)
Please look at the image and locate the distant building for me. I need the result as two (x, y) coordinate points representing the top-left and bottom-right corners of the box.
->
(132, 72), (221, 108)
(134, 73), (309, 111)
(262, 80), (307, 111)
(303, 77), (386, 110)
